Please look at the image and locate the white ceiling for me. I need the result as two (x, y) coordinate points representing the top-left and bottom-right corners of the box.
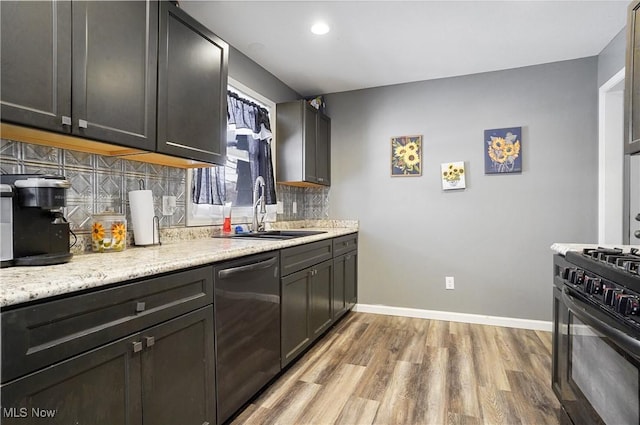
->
(181, 1), (630, 97)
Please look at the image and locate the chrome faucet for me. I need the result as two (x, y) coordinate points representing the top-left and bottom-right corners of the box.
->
(252, 176), (266, 232)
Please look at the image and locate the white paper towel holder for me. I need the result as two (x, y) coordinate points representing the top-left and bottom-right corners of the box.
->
(130, 180), (162, 247)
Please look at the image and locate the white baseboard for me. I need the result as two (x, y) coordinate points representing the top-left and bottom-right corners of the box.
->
(353, 303), (552, 332)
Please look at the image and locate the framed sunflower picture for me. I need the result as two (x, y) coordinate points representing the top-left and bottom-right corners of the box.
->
(391, 135), (422, 176)
(484, 127), (522, 174)
(441, 161), (466, 190)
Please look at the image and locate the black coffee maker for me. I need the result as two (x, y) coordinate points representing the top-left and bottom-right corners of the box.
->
(0, 174), (73, 267)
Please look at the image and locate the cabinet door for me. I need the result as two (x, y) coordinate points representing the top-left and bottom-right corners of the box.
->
(1, 334), (142, 425)
(71, 1), (157, 150)
(0, 1), (71, 132)
(310, 259), (333, 338)
(281, 270), (311, 368)
(316, 113), (331, 185)
(303, 103), (318, 183)
(333, 255), (347, 320)
(141, 306), (215, 425)
(157, 2), (228, 165)
(344, 251), (358, 308)
(334, 248), (357, 319)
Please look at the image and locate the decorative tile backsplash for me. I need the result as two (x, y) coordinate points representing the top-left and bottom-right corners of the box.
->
(0, 139), (186, 233)
(276, 184), (330, 221)
(1, 139), (330, 240)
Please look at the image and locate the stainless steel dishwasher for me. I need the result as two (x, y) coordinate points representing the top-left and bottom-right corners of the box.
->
(213, 251), (281, 424)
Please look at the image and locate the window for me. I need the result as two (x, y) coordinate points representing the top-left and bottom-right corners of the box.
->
(186, 79), (277, 226)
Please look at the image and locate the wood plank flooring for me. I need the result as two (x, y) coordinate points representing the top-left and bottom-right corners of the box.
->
(231, 312), (561, 425)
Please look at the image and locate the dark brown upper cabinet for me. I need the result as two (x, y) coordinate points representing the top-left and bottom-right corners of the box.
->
(276, 100), (331, 186)
(157, 1), (228, 165)
(0, 1), (71, 134)
(626, 0), (640, 155)
(0, 1), (158, 151)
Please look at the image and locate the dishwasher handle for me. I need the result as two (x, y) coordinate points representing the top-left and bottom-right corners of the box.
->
(218, 256), (278, 279)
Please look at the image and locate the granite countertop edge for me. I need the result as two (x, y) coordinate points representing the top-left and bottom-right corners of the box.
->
(0, 227), (358, 308)
(551, 242), (640, 256)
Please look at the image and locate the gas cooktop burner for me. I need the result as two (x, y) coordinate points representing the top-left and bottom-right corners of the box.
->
(581, 247), (640, 275)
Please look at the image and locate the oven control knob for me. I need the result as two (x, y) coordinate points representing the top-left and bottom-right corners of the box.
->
(603, 287), (623, 306)
(562, 267), (572, 280)
(615, 295), (640, 316)
(568, 269), (584, 284)
(584, 277), (602, 295)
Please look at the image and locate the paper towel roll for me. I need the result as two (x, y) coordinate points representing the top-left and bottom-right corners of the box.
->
(128, 190), (158, 245)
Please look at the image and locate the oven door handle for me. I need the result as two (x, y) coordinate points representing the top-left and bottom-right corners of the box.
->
(562, 287), (640, 361)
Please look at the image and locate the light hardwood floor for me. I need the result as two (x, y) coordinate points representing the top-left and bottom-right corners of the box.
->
(231, 312), (561, 425)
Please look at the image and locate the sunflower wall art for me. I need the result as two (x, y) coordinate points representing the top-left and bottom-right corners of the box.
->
(441, 161), (466, 190)
(484, 127), (522, 174)
(391, 135), (422, 176)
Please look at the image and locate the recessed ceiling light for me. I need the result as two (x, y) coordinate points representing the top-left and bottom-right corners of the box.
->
(311, 22), (330, 35)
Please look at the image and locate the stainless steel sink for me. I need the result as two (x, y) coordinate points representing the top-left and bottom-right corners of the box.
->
(218, 230), (327, 240)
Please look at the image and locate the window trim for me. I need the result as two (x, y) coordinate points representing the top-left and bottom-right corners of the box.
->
(185, 79), (277, 227)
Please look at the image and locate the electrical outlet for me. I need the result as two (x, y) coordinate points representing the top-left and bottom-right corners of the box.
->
(445, 276), (455, 290)
(162, 196), (176, 216)
(292, 201), (297, 214)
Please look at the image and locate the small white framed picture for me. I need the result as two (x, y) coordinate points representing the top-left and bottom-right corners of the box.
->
(441, 161), (466, 190)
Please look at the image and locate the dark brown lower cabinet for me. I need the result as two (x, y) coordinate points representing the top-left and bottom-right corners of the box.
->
(281, 259), (332, 368)
(1, 333), (142, 425)
(344, 251), (358, 310)
(1, 306), (214, 425)
(333, 250), (358, 321)
(141, 306), (215, 425)
(310, 260), (333, 338)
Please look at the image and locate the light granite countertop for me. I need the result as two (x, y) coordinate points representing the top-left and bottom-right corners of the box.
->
(0, 226), (358, 308)
(551, 242), (640, 256)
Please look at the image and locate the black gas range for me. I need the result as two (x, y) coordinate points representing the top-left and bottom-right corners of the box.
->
(553, 247), (640, 425)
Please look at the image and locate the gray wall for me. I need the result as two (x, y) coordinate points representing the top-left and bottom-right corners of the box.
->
(228, 46), (300, 103)
(325, 57), (598, 321)
(598, 28), (627, 87)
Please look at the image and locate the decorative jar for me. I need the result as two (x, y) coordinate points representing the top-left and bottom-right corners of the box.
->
(91, 213), (127, 252)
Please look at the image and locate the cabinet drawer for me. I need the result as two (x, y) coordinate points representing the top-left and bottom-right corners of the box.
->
(1, 266), (213, 383)
(333, 233), (358, 257)
(280, 239), (332, 276)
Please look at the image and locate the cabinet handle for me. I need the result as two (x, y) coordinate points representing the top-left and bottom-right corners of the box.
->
(132, 341), (143, 353)
(61, 116), (72, 126)
(346, 255), (351, 260)
(78, 119), (88, 128)
(202, 422), (210, 425)
(145, 336), (155, 347)
(318, 177), (324, 182)
(136, 301), (146, 313)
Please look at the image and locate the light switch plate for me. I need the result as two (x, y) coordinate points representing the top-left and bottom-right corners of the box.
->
(277, 201), (284, 214)
(292, 201), (297, 214)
